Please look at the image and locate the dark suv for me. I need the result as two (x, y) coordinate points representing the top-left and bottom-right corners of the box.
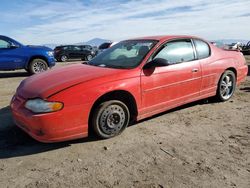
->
(54, 45), (95, 62)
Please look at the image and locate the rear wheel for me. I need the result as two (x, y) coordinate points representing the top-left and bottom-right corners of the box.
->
(92, 100), (130, 139)
(60, 55), (68, 62)
(216, 70), (236, 101)
(28, 59), (48, 74)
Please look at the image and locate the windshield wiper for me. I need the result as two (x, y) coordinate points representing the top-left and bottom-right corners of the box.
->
(104, 64), (127, 69)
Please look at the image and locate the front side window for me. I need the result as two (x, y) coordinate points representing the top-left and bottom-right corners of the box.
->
(0, 39), (10, 49)
(154, 40), (195, 64)
(194, 39), (210, 59)
(89, 40), (158, 69)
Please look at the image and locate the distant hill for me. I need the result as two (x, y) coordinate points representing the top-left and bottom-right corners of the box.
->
(42, 43), (59, 49)
(43, 38), (111, 49)
(85, 38), (111, 46)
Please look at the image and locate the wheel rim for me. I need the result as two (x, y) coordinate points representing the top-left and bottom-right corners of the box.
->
(61, 55), (67, 62)
(87, 55), (92, 61)
(220, 74), (234, 100)
(33, 61), (47, 73)
(99, 104), (126, 135)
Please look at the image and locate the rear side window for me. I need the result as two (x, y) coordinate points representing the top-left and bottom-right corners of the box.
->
(154, 40), (195, 64)
(194, 39), (210, 59)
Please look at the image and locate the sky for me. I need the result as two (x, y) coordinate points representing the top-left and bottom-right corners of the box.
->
(0, 0), (250, 45)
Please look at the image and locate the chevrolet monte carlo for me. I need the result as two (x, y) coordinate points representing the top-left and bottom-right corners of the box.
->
(11, 35), (248, 142)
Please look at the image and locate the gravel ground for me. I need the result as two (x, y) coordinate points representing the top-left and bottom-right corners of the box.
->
(0, 57), (249, 188)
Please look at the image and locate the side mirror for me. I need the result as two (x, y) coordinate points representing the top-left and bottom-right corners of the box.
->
(143, 58), (169, 69)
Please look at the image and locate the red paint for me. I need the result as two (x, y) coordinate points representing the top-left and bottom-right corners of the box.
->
(11, 35), (248, 142)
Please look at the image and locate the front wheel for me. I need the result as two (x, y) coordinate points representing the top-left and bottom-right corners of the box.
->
(216, 70), (236, 101)
(86, 54), (93, 61)
(28, 59), (48, 74)
(92, 100), (130, 139)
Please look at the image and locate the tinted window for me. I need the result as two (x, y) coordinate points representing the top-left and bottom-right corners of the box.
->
(194, 39), (210, 59)
(81, 45), (92, 50)
(73, 46), (81, 51)
(154, 40), (195, 64)
(0, 39), (10, 49)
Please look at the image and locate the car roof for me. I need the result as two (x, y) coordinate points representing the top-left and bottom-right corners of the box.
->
(128, 35), (204, 42)
(0, 35), (12, 40)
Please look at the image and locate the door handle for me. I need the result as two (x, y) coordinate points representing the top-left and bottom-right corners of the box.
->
(192, 68), (199, 72)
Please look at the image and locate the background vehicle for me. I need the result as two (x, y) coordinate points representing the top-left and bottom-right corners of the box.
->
(80, 45), (98, 56)
(211, 41), (228, 49)
(97, 42), (112, 54)
(54, 45), (95, 62)
(11, 35), (248, 143)
(241, 41), (250, 55)
(0, 35), (55, 74)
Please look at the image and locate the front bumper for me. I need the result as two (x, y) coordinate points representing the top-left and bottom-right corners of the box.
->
(46, 56), (56, 67)
(10, 94), (89, 143)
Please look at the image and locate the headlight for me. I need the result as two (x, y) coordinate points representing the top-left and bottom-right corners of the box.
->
(47, 51), (54, 57)
(25, 98), (63, 113)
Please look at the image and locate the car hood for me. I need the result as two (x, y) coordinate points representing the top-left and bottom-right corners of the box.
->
(17, 64), (125, 99)
(25, 45), (52, 51)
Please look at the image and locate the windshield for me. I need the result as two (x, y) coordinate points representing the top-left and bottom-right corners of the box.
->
(88, 40), (158, 69)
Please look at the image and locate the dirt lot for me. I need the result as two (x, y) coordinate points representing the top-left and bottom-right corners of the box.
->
(0, 57), (250, 188)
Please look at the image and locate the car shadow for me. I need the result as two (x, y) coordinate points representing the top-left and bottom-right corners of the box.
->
(0, 71), (29, 78)
(0, 98), (226, 159)
(240, 87), (250, 92)
(0, 106), (99, 159)
(132, 98), (214, 126)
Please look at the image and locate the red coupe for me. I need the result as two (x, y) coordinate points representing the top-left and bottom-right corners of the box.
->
(11, 35), (248, 142)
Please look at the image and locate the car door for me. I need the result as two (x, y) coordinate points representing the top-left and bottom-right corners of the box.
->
(0, 39), (22, 70)
(141, 39), (202, 115)
(80, 46), (90, 57)
(67, 46), (76, 59)
(73, 46), (83, 59)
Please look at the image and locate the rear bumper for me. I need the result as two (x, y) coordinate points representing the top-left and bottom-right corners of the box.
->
(10, 94), (89, 143)
(237, 65), (248, 85)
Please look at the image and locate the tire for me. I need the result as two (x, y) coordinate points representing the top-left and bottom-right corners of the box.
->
(216, 70), (236, 101)
(86, 54), (93, 61)
(60, 55), (68, 62)
(28, 59), (48, 74)
(92, 100), (130, 139)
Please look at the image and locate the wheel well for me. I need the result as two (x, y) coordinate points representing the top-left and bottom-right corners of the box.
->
(218, 67), (237, 86)
(226, 67), (237, 77)
(89, 90), (138, 124)
(26, 56), (48, 69)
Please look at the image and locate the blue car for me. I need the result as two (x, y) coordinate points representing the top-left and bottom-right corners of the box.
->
(0, 35), (55, 74)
